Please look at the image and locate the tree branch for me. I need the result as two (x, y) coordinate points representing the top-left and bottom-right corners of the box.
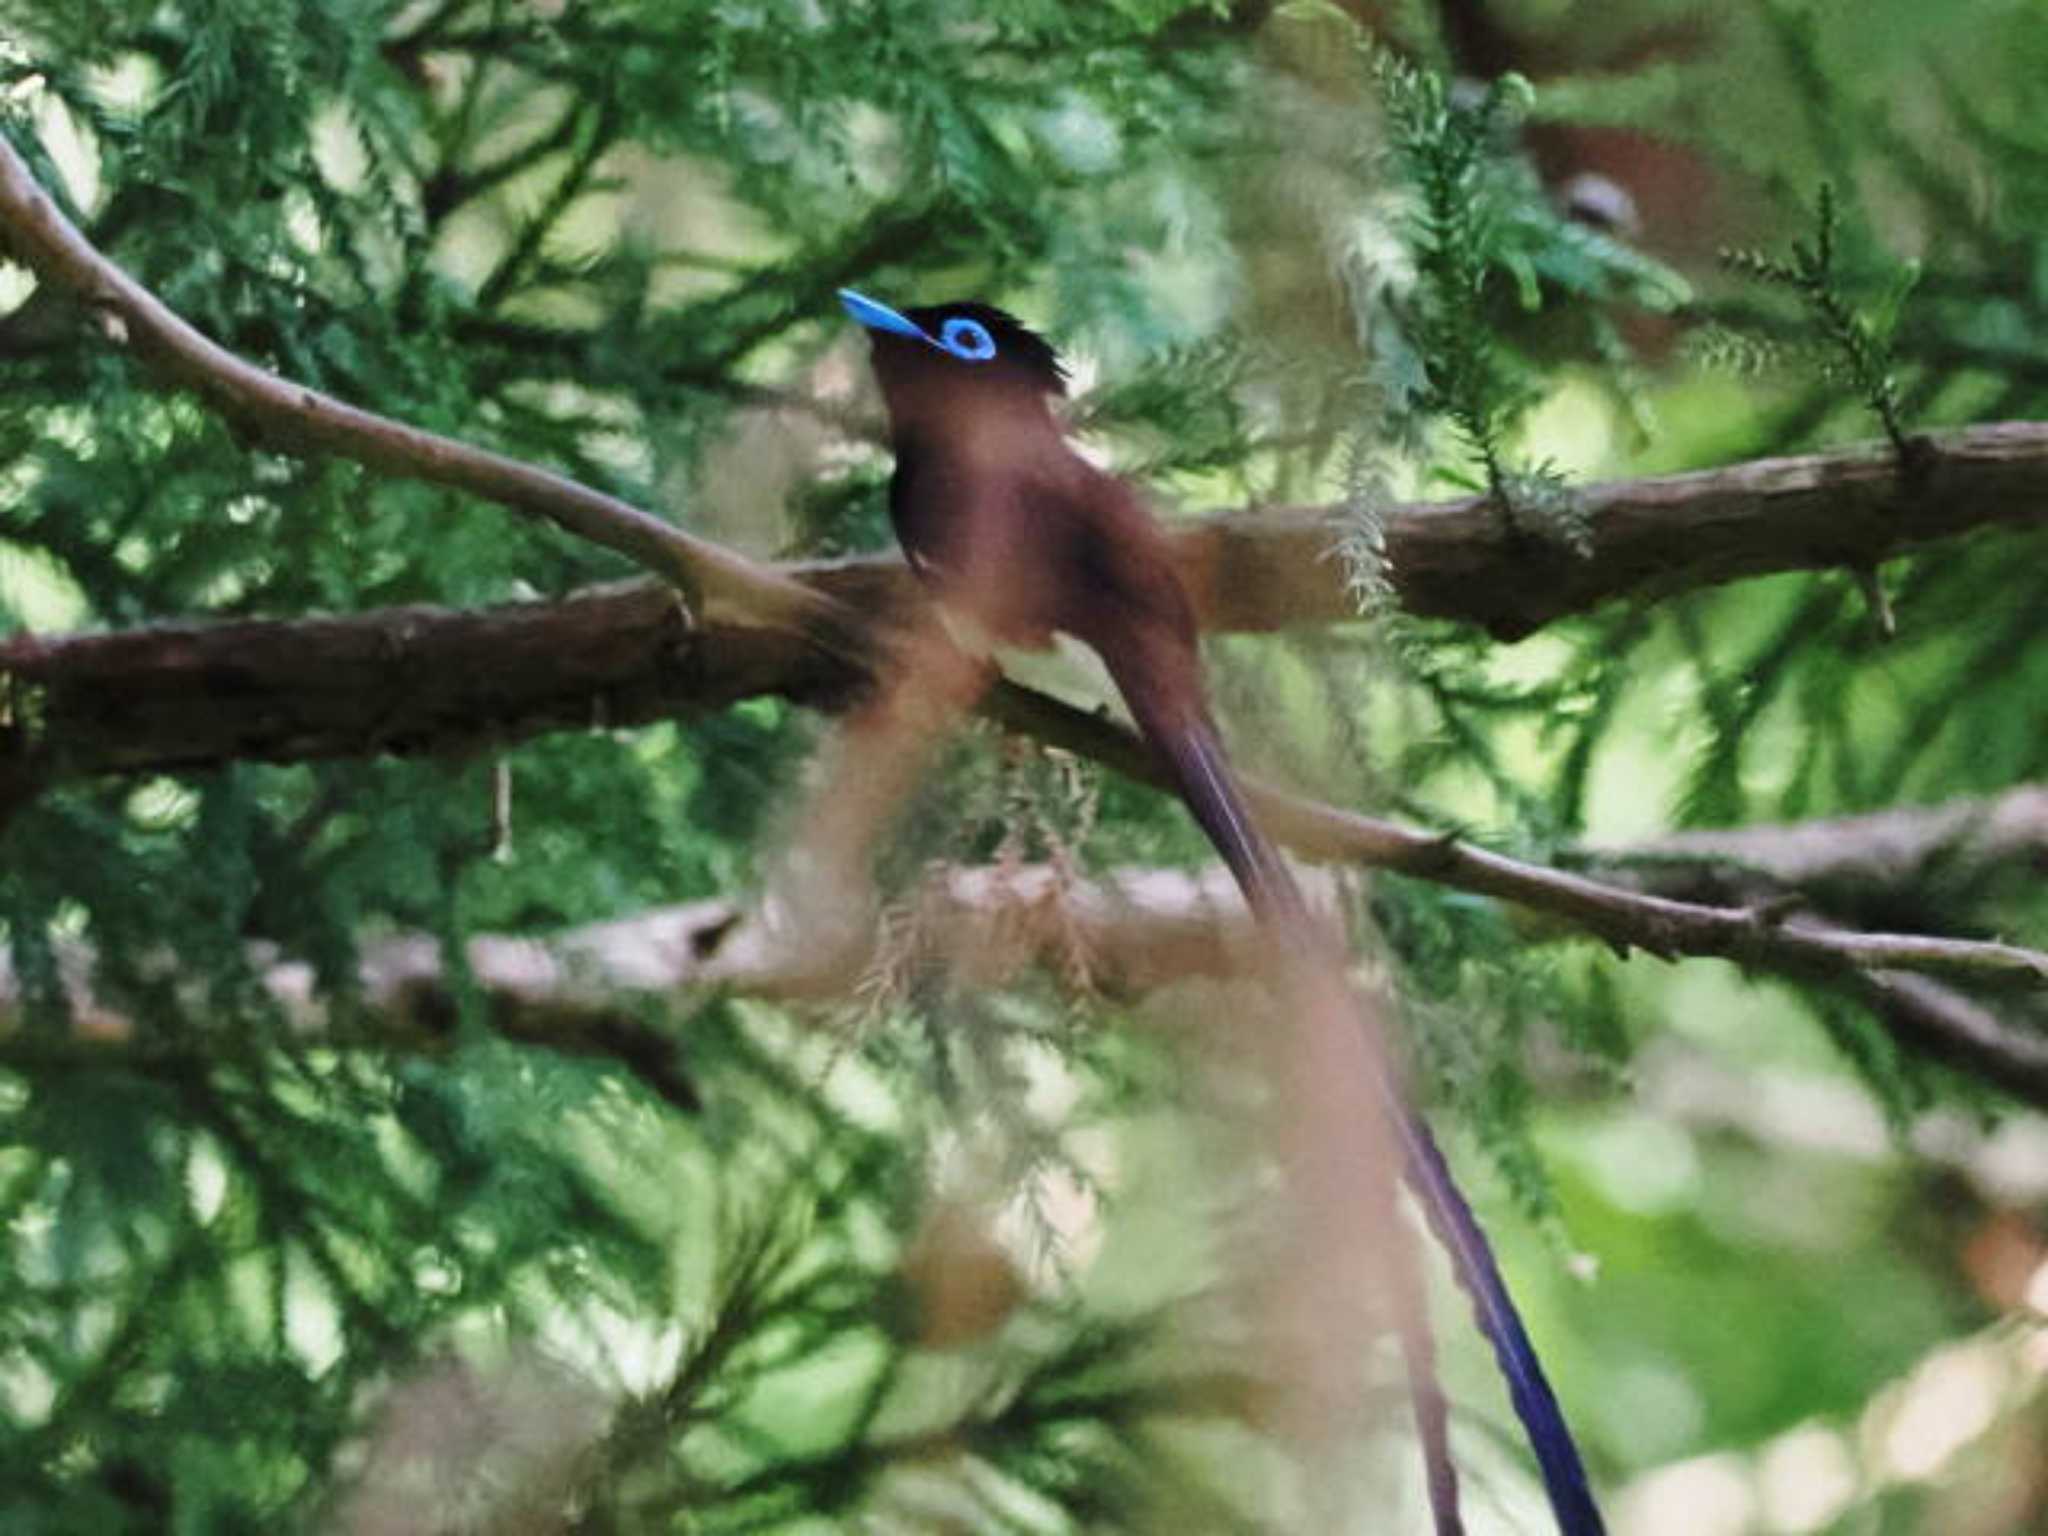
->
(13, 465), (2048, 786)
(977, 683), (2048, 992)
(1574, 784), (2048, 901)
(0, 863), (1300, 1065)
(0, 580), (865, 778)
(1164, 418), (2048, 640)
(0, 131), (842, 643)
(16, 853), (2048, 1112)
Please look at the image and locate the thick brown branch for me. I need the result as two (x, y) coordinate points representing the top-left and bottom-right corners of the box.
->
(17, 489), (2048, 787)
(1169, 420), (2048, 640)
(0, 581), (864, 778)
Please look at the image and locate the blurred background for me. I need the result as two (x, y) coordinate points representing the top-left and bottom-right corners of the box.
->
(3, 0), (2048, 1530)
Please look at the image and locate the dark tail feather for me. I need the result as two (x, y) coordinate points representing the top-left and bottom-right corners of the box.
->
(1395, 1104), (1606, 1536)
(1142, 710), (1604, 1536)
(1144, 713), (1306, 927)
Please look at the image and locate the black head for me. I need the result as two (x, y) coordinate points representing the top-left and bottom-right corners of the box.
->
(839, 289), (1068, 398)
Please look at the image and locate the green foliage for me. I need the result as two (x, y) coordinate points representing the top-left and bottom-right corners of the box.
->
(1379, 64), (1544, 501)
(1, 0), (2047, 1529)
(1720, 182), (1920, 458)
(1331, 51), (1685, 601)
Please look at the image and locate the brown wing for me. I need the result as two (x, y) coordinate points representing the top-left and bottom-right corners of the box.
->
(1020, 459), (1201, 660)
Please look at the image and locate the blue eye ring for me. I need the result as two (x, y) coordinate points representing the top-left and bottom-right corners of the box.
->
(939, 317), (997, 361)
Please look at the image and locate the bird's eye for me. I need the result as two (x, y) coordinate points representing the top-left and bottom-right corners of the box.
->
(938, 317), (997, 361)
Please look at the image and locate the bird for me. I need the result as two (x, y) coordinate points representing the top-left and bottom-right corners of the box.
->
(839, 286), (1605, 1536)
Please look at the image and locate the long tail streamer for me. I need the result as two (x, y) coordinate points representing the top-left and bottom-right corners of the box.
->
(1397, 1100), (1606, 1535)
(1148, 707), (1606, 1536)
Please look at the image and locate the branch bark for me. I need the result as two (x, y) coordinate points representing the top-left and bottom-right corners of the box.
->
(12, 468), (2048, 786)
(1167, 419), (2048, 641)
(0, 580), (863, 779)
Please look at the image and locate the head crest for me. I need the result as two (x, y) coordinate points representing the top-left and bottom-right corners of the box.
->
(902, 301), (1068, 394)
(841, 288), (1070, 396)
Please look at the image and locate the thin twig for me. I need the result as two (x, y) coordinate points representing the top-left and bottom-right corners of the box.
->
(0, 131), (843, 643)
(1858, 970), (2048, 1106)
(1575, 784), (2048, 895)
(982, 682), (2048, 990)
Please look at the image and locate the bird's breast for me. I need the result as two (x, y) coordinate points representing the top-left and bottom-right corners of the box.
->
(932, 600), (1004, 661)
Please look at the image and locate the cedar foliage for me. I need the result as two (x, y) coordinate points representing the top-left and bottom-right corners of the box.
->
(1, 1), (2046, 1531)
